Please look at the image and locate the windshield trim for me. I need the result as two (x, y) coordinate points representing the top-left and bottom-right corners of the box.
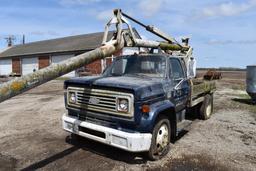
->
(103, 55), (167, 79)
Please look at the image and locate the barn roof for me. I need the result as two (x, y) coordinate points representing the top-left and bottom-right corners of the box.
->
(0, 29), (140, 58)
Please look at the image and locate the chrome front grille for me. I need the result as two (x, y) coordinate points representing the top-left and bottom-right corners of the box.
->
(67, 87), (134, 117)
(76, 92), (117, 111)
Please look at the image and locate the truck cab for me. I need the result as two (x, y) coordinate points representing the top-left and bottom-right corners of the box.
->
(62, 53), (215, 160)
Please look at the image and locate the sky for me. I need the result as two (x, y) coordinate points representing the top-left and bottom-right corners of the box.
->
(0, 0), (256, 68)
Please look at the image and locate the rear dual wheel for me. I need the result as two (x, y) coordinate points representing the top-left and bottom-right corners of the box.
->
(200, 94), (213, 120)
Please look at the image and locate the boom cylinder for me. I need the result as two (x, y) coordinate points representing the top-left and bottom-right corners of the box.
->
(0, 41), (120, 103)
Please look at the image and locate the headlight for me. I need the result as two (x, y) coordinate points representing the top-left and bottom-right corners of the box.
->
(69, 92), (76, 104)
(117, 98), (129, 112)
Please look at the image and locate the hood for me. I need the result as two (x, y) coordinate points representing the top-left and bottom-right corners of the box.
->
(64, 76), (165, 100)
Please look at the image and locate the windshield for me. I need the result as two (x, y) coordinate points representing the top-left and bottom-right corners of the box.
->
(103, 55), (166, 78)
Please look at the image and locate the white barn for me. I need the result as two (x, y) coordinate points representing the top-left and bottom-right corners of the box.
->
(0, 30), (140, 77)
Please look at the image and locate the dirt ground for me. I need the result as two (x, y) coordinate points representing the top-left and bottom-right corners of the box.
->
(0, 71), (255, 171)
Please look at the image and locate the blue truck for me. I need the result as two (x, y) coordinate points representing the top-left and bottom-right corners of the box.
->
(62, 53), (216, 160)
(0, 8), (216, 160)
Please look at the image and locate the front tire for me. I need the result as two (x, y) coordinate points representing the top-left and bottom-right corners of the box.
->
(71, 133), (82, 141)
(147, 116), (171, 160)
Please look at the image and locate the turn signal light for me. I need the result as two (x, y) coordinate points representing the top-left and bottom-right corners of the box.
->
(142, 105), (150, 113)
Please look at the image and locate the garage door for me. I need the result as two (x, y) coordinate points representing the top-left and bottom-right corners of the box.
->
(0, 59), (12, 76)
(22, 57), (38, 75)
(51, 55), (75, 77)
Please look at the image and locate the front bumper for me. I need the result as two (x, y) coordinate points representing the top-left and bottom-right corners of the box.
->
(62, 114), (152, 152)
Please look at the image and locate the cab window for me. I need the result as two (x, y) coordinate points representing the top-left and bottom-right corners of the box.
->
(169, 58), (185, 84)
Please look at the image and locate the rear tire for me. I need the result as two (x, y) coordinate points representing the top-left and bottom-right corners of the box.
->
(147, 116), (171, 160)
(200, 94), (213, 120)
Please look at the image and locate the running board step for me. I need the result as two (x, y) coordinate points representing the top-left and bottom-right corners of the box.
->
(176, 120), (192, 135)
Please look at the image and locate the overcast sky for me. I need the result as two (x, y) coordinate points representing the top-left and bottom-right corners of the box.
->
(0, 0), (256, 68)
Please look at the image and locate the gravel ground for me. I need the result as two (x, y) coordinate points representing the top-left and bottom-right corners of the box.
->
(0, 78), (255, 171)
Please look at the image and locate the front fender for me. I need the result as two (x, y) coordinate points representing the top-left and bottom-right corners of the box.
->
(138, 100), (175, 132)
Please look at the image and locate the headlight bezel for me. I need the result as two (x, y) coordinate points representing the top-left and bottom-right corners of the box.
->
(68, 91), (77, 104)
(117, 97), (129, 113)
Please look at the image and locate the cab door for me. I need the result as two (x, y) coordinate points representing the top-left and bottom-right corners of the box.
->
(169, 58), (190, 112)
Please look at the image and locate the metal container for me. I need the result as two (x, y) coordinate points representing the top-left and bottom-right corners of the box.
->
(246, 65), (256, 103)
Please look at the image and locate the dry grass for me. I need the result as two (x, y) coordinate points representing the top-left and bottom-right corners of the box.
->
(231, 93), (256, 118)
(231, 84), (246, 91)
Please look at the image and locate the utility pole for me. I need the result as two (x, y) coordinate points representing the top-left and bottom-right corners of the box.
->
(5, 35), (16, 47)
(22, 34), (25, 44)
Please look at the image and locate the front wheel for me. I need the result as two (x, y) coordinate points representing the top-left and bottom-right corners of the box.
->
(147, 116), (171, 160)
(71, 133), (83, 141)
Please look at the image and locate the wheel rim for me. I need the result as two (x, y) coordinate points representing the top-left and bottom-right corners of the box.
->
(155, 123), (169, 155)
(206, 103), (212, 117)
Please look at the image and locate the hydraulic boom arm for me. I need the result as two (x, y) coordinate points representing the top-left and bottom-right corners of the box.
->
(0, 9), (192, 103)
